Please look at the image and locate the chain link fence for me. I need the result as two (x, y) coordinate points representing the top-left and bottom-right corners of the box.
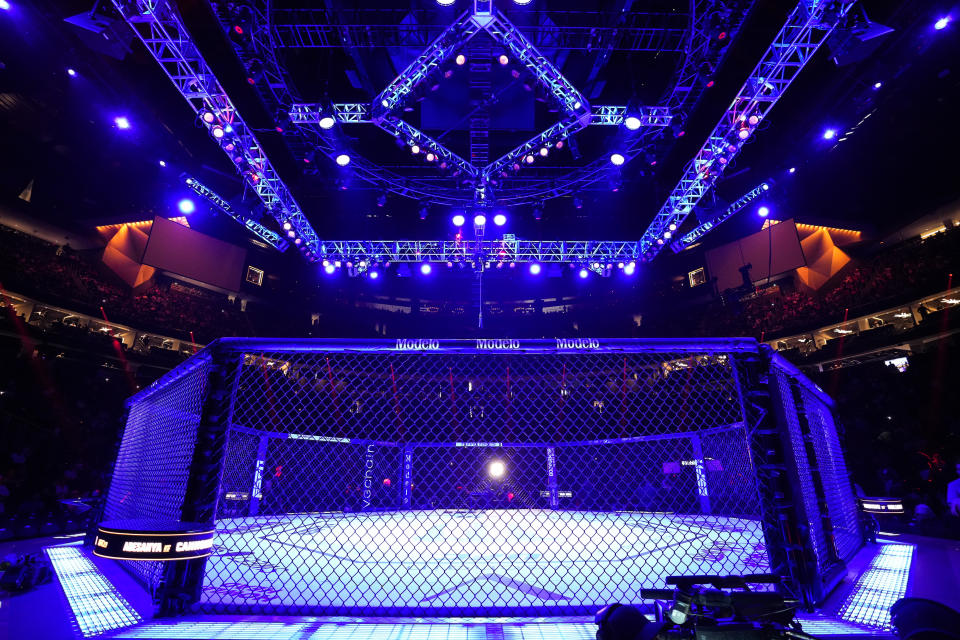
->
(104, 339), (860, 615)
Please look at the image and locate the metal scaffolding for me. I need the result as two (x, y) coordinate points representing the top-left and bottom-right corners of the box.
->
(670, 182), (771, 252)
(183, 177), (289, 252)
(316, 239), (640, 265)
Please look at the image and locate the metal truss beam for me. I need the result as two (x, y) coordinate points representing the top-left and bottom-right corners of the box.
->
(111, 0), (321, 258)
(268, 10), (689, 52)
(289, 103), (371, 124)
(639, 0), (853, 261)
(670, 181), (770, 252)
(376, 116), (480, 180)
(590, 105), (673, 126)
(183, 177), (289, 252)
(318, 239), (641, 264)
(372, 11), (482, 119)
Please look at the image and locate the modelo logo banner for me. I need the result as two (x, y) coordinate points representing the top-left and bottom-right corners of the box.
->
(93, 522), (215, 561)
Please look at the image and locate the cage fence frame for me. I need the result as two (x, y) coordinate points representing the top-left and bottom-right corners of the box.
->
(102, 338), (860, 616)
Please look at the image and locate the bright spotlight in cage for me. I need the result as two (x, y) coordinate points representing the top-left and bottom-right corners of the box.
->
(488, 460), (506, 479)
(452, 213), (466, 227)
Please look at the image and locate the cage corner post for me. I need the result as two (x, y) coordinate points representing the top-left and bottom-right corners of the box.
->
(157, 343), (243, 616)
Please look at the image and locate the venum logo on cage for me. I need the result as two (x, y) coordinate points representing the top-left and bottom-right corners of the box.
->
(555, 338), (601, 349)
(395, 339), (440, 350)
(476, 339), (521, 350)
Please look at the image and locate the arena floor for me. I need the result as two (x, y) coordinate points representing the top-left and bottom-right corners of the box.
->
(200, 509), (770, 613)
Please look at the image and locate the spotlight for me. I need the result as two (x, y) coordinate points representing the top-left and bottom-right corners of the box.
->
(513, 0), (532, 4)
(211, 125), (225, 139)
(488, 460), (506, 478)
(455, 54), (466, 65)
(668, 223), (677, 231)
(789, 167), (796, 173)
(158, 160), (166, 167)
(663, 231), (672, 239)
(474, 214), (487, 227)
(114, 116), (131, 130)
(319, 116), (335, 129)
(0, 1), (10, 10)
(873, 81), (882, 89)
(335, 153), (351, 166)
(324, 264), (336, 274)
(498, 54), (509, 65)
(493, 213), (507, 226)
(579, 268), (589, 279)
(935, 16), (950, 30)
(178, 199), (195, 214)
(420, 263), (432, 275)
(539, 146), (549, 157)
(761, 183), (770, 191)
(452, 214), (465, 226)
(425, 152), (436, 162)
(610, 152), (625, 166)
(201, 110), (216, 124)
(624, 116), (642, 130)
(67, 68), (77, 77)
(823, 128), (837, 140)
(758, 206), (770, 217)
(283, 221), (292, 231)
(555, 140), (564, 149)
(436, 0), (454, 5)
(624, 262), (636, 275)
(529, 263), (541, 275)
(411, 144), (420, 155)
(525, 154), (535, 164)
(369, 270), (379, 279)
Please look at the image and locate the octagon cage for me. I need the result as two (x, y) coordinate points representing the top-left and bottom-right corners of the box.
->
(102, 338), (861, 617)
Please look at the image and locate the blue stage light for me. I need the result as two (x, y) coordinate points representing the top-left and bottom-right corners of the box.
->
(488, 460), (506, 478)
(67, 68), (77, 77)
(0, 1), (10, 11)
(324, 264), (336, 275)
(369, 270), (379, 280)
(624, 262), (636, 275)
(935, 16), (950, 30)
(529, 263), (541, 275)
(493, 213), (507, 226)
(452, 214), (465, 227)
(436, 0), (455, 6)
(758, 206), (770, 218)
(420, 263), (432, 275)
(579, 268), (589, 279)
(178, 198), (195, 214)
(873, 81), (882, 89)
(624, 116), (642, 131)
(789, 167), (796, 173)
(158, 160), (166, 167)
(610, 152), (625, 166)
(823, 128), (836, 140)
(335, 153), (351, 166)
(319, 116), (335, 130)
(114, 116), (131, 130)
(474, 214), (486, 227)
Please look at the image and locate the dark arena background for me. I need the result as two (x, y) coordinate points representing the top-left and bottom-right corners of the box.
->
(2, 0), (960, 638)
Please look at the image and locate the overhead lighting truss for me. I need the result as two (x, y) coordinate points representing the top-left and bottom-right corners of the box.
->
(318, 239), (640, 265)
(110, 0), (321, 258)
(376, 116), (480, 179)
(638, 0), (855, 261)
(670, 181), (770, 252)
(183, 176), (290, 252)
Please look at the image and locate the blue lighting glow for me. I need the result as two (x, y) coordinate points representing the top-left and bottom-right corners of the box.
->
(789, 167), (796, 174)
(335, 153), (351, 166)
(45, 546), (142, 637)
(610, 153), (625, 166)
(493, 213), (507, 226)
(159, 160), (167, 167)
(934, 16), (950, 30)
(823, 128), (837, 140)
(178, 198), (196, 214)
(837, 542), (914, 630)
(873, 81), (882, 89)
(114, 116), (131, 130)
(624, 262), (636, 275)
(420, 263), (432, 275)
(758, 206), (770, 218)
(67, 68), (77, 77)
(0, 1), (10, 11)
(578, 268), (589, 279)
(452, 214), (465, 227)
(529, 263), (541, 275)
(474, 214), (486, 227)
(324, 264), (336, 275)
(369, 270), (379, 280)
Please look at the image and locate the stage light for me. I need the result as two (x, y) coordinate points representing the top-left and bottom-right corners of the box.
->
(455, 54), (466, 65)
(420, 263), (432, 275)
(474, 214), (486, 226)
(324, 264), (336, 274)
(663, 231), (672, 239)
(823, 128), (837, 140)
(935, 16), (950, 30)
(319, 116), (335, 129)
(0, 1), (10, 10)
(789, 167), (796, 173)
(425, 152), (436, 162)
(668, 223), (677, 231)
(525, 154), (535, 164)
(335, 153), (351, 166)
(493, 213), (507, 226)
(436, 0), (455, 5)
(758, 206), (770, 217)
(873, 81), (882, 89)
(498, 54), (509, 65)
(555, 140), (564, 149)
(287, 230), (296, 238)
(211, 125), (225, 139)
(67, 68), (77, 77)
(369, 270), (379, 279)
(624, 262), (636, 275)
(624, 116), (642, 130)
(178, 199), (195, 214)
(530, 263), (541, 275)
(513, 0), (532, 4)
(610, 152), (625, 166)
(114, 116), (131, 130)
(579, 268), (589, 279)
(411, 144), (420, 154)
(158, 160), (166, 167)
(452, 214), (465, 226)
(761, 182), (770, 191)
(539, 146), (549, 157)
(283, 221), (292, 231)
(488, 460), (506, 478)
(201, 110), (216, 124)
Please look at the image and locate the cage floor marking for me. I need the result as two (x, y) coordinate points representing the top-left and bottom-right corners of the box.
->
(201, 509), (768, 611)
